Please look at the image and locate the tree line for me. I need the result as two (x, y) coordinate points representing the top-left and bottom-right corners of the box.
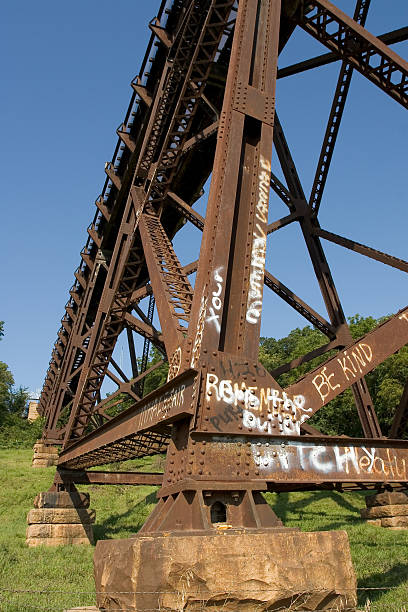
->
(0, 321), (43, 447)
(2, 313), (407, 446)
(142, 313), (407, 438)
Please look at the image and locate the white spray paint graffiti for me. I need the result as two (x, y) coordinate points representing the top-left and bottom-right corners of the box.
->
(167, 346), (182, 381)
(190, 294), (207, 369)
(251, 442), (407, 479)
(205, 373), (311, 435)
(246, 155), (271, 325)
(138, 384), (185, 429)
(312, 342), (373, 402)
(206, 267), (224, 333)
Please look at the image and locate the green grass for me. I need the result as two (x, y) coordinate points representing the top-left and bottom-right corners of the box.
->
(1, 449), (408, 611)
(0, 449), (159, 611)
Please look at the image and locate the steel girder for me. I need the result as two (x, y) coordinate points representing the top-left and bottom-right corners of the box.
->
(39, 0), (408, 518)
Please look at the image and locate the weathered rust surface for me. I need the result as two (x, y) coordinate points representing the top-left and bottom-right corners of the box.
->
(33, 0), (408, 541)
(57, 368), (198, 468)
(181, 435), (408, 485)
(55, 470), (163, 487)
(94, 529), (356, 611)
(287, 307), (408, 415)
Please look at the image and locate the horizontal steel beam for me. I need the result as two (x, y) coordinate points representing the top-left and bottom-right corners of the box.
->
(58, 368), (198, 468)
(56, 469), (163, 486)
(193, 433), (408, 485)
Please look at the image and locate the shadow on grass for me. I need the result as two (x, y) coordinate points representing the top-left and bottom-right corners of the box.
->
(312, 520), (361, 532)
(93, 491), (157, 542)
(357, 563), (408, 606)
(272, 491), (360, 523)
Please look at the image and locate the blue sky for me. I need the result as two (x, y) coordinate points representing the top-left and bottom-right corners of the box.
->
(0, 1), (407, 397)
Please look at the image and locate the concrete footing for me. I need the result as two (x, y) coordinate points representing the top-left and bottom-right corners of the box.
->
(94, 529), (357, 611)
(360, 491), (408, 529)
(26, 490), (95, 546)
(31, 441), (59, 467)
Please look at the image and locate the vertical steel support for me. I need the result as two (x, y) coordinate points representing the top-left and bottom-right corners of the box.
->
(188, 0), (281, 363)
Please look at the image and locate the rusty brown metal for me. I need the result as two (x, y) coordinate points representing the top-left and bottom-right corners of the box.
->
(37, 0), (408, 532)
(308, 0), (371, 215)
(287, 307), (408, 415)
(55, 470), (163, 487)
(294, 0), (408, 109)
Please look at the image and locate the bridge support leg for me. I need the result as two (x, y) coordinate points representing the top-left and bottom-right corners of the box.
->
(94, 528), (356, 611)
(31, 440), (59, 468)
(26, 486), (95, 547)
(361, 490), (408, 529)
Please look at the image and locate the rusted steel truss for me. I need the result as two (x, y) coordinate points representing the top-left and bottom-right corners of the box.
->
(38, 0), (408, 530)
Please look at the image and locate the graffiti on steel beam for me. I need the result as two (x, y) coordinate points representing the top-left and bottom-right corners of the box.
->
(312, 342), (373, 402)
(246, 155), (271, 324)
(190, 293), (208, 368)
(205, 373), (311, 435)
(251, 441), (407, 480)
(167, 346), (182, 381)
(206, 267), (224, 333)
(289, 307), (408, 412)
(137, 384), (186, 430)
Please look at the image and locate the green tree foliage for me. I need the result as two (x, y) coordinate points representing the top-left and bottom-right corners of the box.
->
(259, 314), (406, 437)
(143, 347), (169, 396)
(103, 347), (168, 418)
(0, 321), (37, 448)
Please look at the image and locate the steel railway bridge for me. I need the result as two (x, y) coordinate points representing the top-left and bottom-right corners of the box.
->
(36, 0), (408, 530)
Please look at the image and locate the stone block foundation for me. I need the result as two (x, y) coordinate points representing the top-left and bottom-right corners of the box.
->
(31, 441), (59, 467)
(94, 529), (357, 611)
(26, 490), (95, 546)
(360, 491), (408, 529)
